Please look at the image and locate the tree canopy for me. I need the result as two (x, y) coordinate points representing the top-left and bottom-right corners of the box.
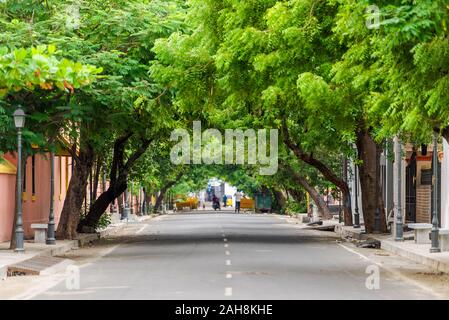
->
(2, 0), (449, 237)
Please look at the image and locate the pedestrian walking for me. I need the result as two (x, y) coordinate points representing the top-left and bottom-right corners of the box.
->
(234, 190), (242, 213)
(223, 194), (227, 207)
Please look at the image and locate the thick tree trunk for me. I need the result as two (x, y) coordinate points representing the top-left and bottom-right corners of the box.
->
(153, 191), (165, 213)
(356, 129), (387, 233)
(271, 188), (288, 213)
(288, 169), (332, 220)
(117, 193), (124, 214)
(287, 187), (304, 203)
(153, 172), (183, 213)
(282, 122), (352, 225)
(80, 177), (127, 231)
(56, 145), (94, 240)
(79, 135), (152, 230)
(91, 159), (101, 203)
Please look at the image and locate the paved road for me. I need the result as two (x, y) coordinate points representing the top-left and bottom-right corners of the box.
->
(28, 210), (443, 299)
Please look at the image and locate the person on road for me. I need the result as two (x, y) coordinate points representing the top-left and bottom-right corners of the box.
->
(212, 194), (221, 211)
(234, 191), (242, 213)
(223, 195), (227, 207)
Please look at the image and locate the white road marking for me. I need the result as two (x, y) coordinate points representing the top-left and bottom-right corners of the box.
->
(226, 260), (231, 266)
(224, 244), (228, 248)
(11, 274), (67, 300)
(136, 225), (147, 235)
(225, 250), (230, 256)
(337, 243), (371, 262)
(42, 290), (96, 296)
(223, 238), (227, 242)
(85, 286), (130, 290)
(226, 273), (232, 279)
(337, 243), (444, 298)
(10, 244), (122, 300)
(225, 287), (233, 297)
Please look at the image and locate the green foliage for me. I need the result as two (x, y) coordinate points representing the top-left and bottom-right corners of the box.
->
(0, 45), (101, 98)
(285, 199), (307, 216)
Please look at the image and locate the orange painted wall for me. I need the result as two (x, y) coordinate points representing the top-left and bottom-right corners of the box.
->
(0, 173), (16, 242)
(0, 153), (72, 242)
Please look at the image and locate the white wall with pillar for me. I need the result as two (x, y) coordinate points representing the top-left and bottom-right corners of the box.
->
(441, 138), (449, 229)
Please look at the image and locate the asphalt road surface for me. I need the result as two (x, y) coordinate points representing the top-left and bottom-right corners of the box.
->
(7, 209), (449, 300)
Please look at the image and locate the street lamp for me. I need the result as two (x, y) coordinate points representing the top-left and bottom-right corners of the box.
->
(13, 106), (26, 253)
(395, 137), (404, 241)
(430, 132), (441, 253)
(46, 152), (56, 245)
(353, 162), (361, 228)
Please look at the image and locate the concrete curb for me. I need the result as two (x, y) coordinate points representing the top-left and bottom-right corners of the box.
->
(333, 224), (449, 274)
(77, 214), (159, 247)
(380, 240), (449, 274)
(1, 214), (157, 279)
(334, 224), (370, 241)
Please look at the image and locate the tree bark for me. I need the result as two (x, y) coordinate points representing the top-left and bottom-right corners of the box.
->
(56, 144), (94, 240)
(282, 121), (352, 225)
(117, 193), (124, 214)
(91, 158), (101, 203)
(287, 187), (304, 203)
(283, 165), (333, 219)
(78, 135), (152, 230)
(356, 128), (387, 233)
(153, 172), (183, 213)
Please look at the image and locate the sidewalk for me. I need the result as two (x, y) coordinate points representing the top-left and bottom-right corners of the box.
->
(335, 224), (449, 274)
(0, 213), (158, 280)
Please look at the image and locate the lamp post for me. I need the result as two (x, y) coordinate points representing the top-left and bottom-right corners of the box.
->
(353, 162), (361, 228)
(430, 132), (441, 253)
(13, 106), (26, 253)
(395, 137), (404, 241)
(46, 152), (56, 245)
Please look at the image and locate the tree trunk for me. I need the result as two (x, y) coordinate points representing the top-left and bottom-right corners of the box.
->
(270, 188), (287, 213)
(153, 173), (183, 213)
(287, 169), (333, 220)
(91, 158), (101, 203)
(282, 122), (352, 225)
(117, 193), (124, 214)
(287, 187), (304, 203)
(80, 177), (127, 230)
(356, 128), (387, 233)
(78, 135), (152, 230)
(56, 145), (94, 240)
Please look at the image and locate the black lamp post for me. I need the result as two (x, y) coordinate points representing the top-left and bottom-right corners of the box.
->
(353, 163), (361, 228)
(13, 106), (26, 253)
(46, 152), (56, 245)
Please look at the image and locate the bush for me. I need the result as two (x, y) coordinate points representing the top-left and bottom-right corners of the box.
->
(285, 200), (307, 216)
